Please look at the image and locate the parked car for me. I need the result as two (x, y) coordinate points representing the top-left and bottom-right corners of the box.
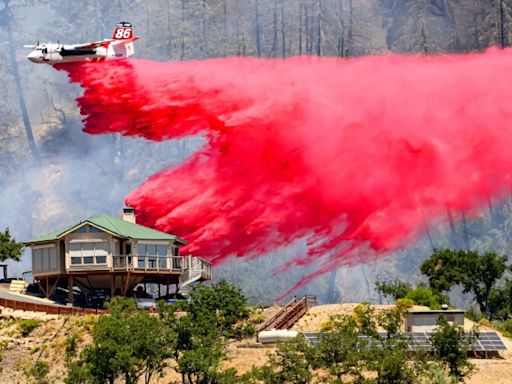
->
(157, 293), (189, 305)
(135, 297), (157, 311)
(25, 283), (45, 298)
(87, 288), (110, 309)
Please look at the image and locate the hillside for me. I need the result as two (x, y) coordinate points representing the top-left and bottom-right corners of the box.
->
(3, 1), (512, 305)
(1, 304), (512, 384)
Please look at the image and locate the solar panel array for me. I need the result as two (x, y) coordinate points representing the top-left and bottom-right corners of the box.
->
(302, 331), (507, 352)
(472, 332), (508, 352)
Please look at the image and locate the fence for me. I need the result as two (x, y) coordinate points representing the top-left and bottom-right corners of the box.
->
(0, 297), (107, 315)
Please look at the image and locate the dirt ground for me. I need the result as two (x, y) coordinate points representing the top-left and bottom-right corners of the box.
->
(1, 304), (512, 384)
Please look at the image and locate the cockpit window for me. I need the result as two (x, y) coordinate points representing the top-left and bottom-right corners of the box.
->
(42, 48), (47, 54)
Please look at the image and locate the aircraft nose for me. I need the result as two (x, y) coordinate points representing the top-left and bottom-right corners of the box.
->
(27, 51), (42, 63)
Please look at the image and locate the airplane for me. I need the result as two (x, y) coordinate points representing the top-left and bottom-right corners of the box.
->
(24, 21), (138, 65)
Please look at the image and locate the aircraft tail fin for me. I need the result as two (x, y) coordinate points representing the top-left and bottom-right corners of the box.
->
(112, 21), (134, 40)
(111, 39), (136, 59)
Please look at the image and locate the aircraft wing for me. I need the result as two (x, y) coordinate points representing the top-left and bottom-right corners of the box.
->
(72, 39), (114, 50)
(110, 36), (139, 45)
(72, 36), (139, 50)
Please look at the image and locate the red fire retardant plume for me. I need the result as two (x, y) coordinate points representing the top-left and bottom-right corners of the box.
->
(57, 49), (512, 297)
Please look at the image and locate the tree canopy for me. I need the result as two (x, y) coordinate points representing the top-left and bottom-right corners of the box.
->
(420, 249), (508, 316)
(0, 228), (23, 263)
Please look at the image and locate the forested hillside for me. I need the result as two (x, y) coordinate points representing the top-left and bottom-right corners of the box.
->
(1, 0), (512, 305)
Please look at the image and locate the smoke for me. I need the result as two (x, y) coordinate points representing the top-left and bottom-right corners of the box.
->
(57, 49), (512, 297)
(0, 123), (197, 277)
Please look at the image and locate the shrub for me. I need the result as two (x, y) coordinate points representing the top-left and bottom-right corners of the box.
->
(252, 337), (313, 384)
(19, 319), (41, 337)
(430, 317), (474, 381)
(0, 318), (15, 329)
(65, 334), (79, 357)
(396, 298), (414, 310)
(241, 324), (256, 338)
(478, 318), (491, 328)
(465, 306), (483, 322)
(26, 360), (50, 384)
(319, 319), (333, 332)
(250, 313), (265, 324)
(405, 284), (442, 309)
(497, 319), (512, 338)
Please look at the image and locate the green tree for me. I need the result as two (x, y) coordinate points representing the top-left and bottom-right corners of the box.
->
(159, 280), (250, 384)
(420, 249), (467, 293)
(377, 306), (406, 338)
(375, 279), (412, 301)
(430, 317), (475, 381)
(185, 279), (250, 337)
(369, 337), (427, 384)
(465, 251), (508, 317)
(66, 297), (172, 384)
(0, 228), (23, 262)
(312, 315), (366, 382)
(404, 284), (444, 309)
(421, 249), (508, 316)
(251, 336), (313, 384)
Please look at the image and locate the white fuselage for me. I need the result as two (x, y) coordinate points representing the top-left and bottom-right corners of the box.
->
(27, 41), (134, 65)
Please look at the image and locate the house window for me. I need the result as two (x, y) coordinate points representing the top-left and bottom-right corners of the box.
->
(72, 225), (103, 234)
(32, 245), (57, 271)
(136, 243), (168, 269)
(68, 241), (108, 266)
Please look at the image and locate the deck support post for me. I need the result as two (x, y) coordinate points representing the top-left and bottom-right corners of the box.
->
(123, 272), (131, 296)
(47, 277), (60, 299)
(68, 275), (74, 306)
(46, 277), (49, 298)
(37, 280), (48, 298)
(158, 284), (161, 298)
(166, 278), (170, 296)
(111, 274), (115, 297)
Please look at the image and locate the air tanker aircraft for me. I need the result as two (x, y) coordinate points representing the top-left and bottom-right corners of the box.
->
(25, 22), (138, 65)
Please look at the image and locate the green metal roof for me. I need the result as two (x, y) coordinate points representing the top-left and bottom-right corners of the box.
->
(26, 214), (187, 245)
(26, 224), (77, 244)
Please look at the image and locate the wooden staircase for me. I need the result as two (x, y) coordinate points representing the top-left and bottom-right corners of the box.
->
(258, 295), (317, 332)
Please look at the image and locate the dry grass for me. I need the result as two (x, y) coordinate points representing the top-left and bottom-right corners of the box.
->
(1, 304), (512, 383)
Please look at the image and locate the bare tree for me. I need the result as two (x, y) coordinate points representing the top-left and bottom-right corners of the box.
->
(1, 0), (40, 164)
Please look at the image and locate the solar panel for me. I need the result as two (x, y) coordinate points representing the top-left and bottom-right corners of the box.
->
(302, 331), (507, 352)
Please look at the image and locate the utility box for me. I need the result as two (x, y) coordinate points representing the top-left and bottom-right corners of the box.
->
(404, 309), (465, 332)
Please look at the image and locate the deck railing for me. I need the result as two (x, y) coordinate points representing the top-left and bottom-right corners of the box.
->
(182, 256), (213, 280)
(112, 255), (185, 272)
(66, 254), (212, 278)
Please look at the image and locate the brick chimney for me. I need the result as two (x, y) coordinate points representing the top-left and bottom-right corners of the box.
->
(122, 206), (136, 224)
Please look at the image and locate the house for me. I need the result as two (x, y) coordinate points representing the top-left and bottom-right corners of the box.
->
(25, 207), (212, 306)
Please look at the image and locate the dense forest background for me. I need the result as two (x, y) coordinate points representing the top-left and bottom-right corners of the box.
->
(2, 0), (512, 305)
